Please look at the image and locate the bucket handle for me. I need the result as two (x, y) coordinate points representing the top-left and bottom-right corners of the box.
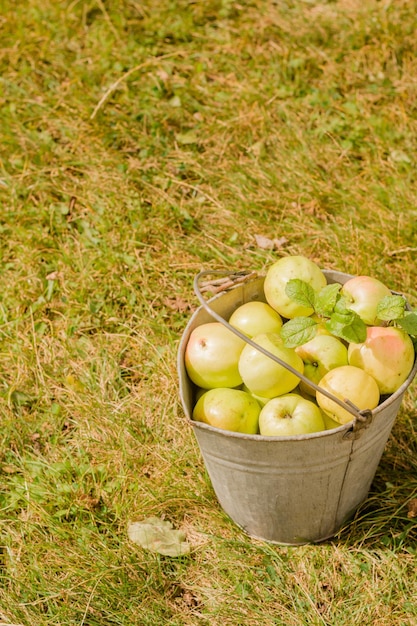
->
(193, 269), (374, 431)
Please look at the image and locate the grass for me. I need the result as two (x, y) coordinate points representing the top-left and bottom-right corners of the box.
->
(0, 0), (416, 623)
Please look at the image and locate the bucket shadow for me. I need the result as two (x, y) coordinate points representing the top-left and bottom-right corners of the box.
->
(331, 425), (417, 551)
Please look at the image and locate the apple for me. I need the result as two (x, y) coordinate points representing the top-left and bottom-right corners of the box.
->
(258, 393), (325, 436)
(263, 255), (327, 319)
(241, 384), (271, 407)
(295, 384), (315, 401)
(229, 301), (283, 337)
(295, 334), (348, 397)
(293, 387), (341, 429)
(347, 326), (415, 394)
(195, 387), (208, 402)
(322, 412), (342, 430)
(185, 322), (246, 389)
(238, 332), (304, 398)
(341, 275), (392, 325)
(316, 365), (380, 425)
(192, 388), (261, 434)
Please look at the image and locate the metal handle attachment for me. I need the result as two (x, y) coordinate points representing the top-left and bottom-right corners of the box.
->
(193, 269), (374, 432)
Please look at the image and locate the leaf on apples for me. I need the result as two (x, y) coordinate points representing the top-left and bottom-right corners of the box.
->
(376, 295), (406, 321)
(314, 283), (342, 317)
(280, 316), (318, 348)
(326, 312), (367, 344)
(285, 279), (316, 309)
(333, 295), (355, 319)
(397, 312), (417, 337)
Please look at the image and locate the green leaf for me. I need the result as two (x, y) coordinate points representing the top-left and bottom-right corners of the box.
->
(314, 283), (342, 317)
(280, 316), (318, 348)
(397, 312), (417, 337)
(326, 312), (367, 344)
(285, 279), (316, 309)
(128, 517), (191, 557)
(376, 295), (406, 321)
(333, 295), (355, 319)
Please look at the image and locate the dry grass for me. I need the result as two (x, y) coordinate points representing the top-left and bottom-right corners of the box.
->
(0, 0), (416, 624)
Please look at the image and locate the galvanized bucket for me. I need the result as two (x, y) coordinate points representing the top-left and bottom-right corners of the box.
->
(177, 270), (417, 545)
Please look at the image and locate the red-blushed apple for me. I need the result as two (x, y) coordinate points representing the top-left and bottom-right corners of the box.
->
(258, 393), (325, 436)
(295, 334), (348, 397)
(185, 322), (246, 389)
(347, 326), (415, 394)
(238, 332), (304, 398)
(263, 255), (327, 318)
(316, 365), (380, 425)
(341, 275), (392, 325)
(192, 388), (261, 434)
(229, 301), (283, 337)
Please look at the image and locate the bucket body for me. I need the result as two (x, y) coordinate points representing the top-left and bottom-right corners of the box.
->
(178, 272), (417, 545)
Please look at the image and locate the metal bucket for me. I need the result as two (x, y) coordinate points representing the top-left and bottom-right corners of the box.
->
(177, 271), (417, 545)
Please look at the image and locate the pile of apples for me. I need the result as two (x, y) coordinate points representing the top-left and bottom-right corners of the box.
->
(184, 255), (417, 436)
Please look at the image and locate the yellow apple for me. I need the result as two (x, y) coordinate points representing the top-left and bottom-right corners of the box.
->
(229, 301), (283, 337)
(295, 334), (348, 397)
(316, 365), (380, 425)
(259, 393), (325, 436)
(238, 332), (304, 399)
(185, 322), (245, 389)
(263, 255), (327, 319)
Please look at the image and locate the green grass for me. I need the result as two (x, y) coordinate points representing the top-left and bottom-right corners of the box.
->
(0, 0), (416, 623)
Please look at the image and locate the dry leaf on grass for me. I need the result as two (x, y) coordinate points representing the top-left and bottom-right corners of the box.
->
(162, 296), (191, 313)
(128, 517), (191, 557)
(253, 234), (288, 250)
(407, 499), (417, 519)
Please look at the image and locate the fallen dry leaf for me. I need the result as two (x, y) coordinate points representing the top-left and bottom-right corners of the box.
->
(407, 499), (417, 518)
(253, 234), (288, 250)
(128, 517), (191, 557)
(162, 296), (191, 313)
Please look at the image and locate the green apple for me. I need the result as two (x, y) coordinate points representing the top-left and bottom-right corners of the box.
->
(185, 322), (246, 389)
(348, 326), (415, 394)
(241, 384), (271, 407)
(258, 393), (325, 436)
(263, 255), (327, 319)
(341, 275), (391, 325)
(192, 388), (261, 434)
(295, 334), (348, 397)
(238, 332), (304, 399)
(294, 387), (341, 429)
(316, 365), (380, 425)
(229, 301), (283, 337)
